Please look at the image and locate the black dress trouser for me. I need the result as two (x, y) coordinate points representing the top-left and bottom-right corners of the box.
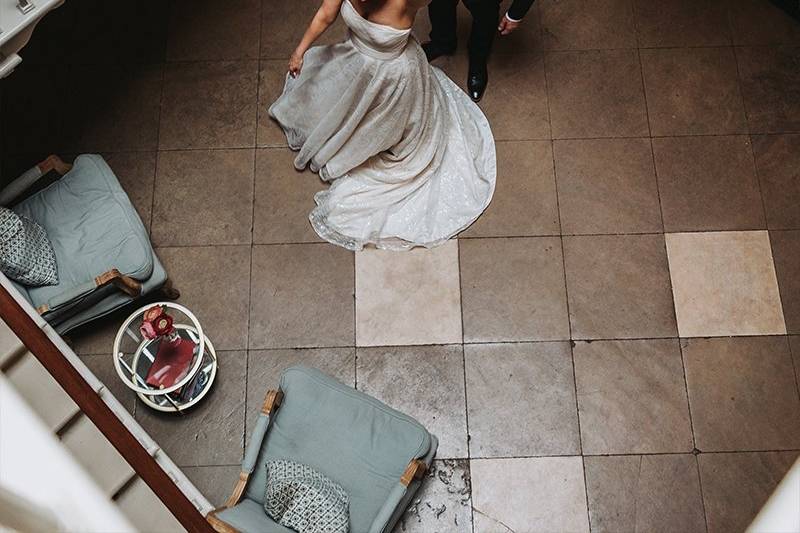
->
(428, 0), (500, 67)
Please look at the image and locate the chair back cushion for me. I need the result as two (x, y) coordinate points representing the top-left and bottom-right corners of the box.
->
(13, 154), (153, 310)
(246, 366), (433, 533)
(0, 207), (58, 286)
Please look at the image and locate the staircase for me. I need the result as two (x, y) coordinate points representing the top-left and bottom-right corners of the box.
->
(0, 277), (214, 532)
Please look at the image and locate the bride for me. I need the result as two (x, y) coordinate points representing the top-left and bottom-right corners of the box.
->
(269, 0), (496, 251)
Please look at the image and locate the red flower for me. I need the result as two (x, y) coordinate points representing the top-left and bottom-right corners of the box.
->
(140, 305), (175, 339)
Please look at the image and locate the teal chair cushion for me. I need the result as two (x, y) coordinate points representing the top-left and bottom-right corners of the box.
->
(216, 499), (296, 533)
(218, 366), (437, 533)
(12, 154), (154, 312)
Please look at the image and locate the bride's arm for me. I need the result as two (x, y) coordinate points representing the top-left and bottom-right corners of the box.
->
(289, 0), (344, 77)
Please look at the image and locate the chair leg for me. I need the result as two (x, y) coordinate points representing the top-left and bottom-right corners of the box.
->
(161, 278), (181, 300)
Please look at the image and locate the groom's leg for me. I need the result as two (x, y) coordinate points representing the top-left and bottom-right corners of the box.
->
(463, 0), (500, 67)
(428, 0), (458, 50)
(463, 0), (499, 101)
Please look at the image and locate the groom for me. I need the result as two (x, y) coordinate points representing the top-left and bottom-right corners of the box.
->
(424, 0), (536, 102)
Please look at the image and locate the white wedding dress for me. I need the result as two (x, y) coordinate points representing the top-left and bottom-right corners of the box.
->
(269, 0), (496, 251)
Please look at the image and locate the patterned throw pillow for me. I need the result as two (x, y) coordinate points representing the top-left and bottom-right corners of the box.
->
(264, 460), (350, 533)
(0, 207), (58, 286)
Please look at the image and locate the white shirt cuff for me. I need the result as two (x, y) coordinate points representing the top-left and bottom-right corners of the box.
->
(505, 12), (522, 23)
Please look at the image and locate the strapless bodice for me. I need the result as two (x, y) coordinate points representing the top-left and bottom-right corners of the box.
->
(341, 0), (411, 60)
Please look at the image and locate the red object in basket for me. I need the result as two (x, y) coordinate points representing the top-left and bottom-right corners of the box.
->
(140, 306), (195, 389)
(140, 306), (174, 339)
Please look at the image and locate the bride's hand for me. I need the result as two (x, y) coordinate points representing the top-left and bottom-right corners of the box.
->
(288, 51), (304, 78)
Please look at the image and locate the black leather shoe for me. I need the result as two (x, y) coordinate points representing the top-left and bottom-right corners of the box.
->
(422, 41), (456, 62)
(467, 67), (488, 102)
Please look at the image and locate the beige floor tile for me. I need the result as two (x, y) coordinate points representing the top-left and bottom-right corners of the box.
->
(752, 135), (800, 230)
(63, 64), (162, 152)
(397, 459), (472, 533)
(156, 246), (252, 351)
(574, 339), (693, 454)
(464, 342), (580, 457)
(790, 336), (800, 395)
(460, 237), (570, 342)
(699, 451), (799, 533)
(683, 336), (800, 451)
(183, 465), (241, 508)
(584, 454), (705, 533)
(480, 53), (551, 141)
(152, 149), (254, 246)
(772, 230), (800, 334)
(653, 136), (764, 232)
(159, 61), (259, 150)
(539, 0), (637, 50)
(435, 52), (551, 141)
(641, 47), (746, 136)
(633, 0), (731, 47)
(355, 241), (461, 347)
(258, 60), (291, 147)
(166, 0), (260, 61)
(737, 46), (800, 134)
(135, 351), (246, 467)
(471, 457), (589, 533)
(493, 5), (545, 55)
(546, 49), (649, 138)
(564, 234), (677, 339)
(249, 244), (354, 349)
(665, 231), (786, 337)
(463, 141), (559, 238)
(260, 0), (348, 59)
(245, 348), (355, 438)
(254, 148), (324, 244)
(554, 138), (662, 235)
(357, 345), (467, 458)
(729, 0), (800, 45)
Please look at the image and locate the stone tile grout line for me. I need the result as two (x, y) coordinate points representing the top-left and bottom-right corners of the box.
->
(455, 239), (475, 533)
(242, 0), (267, 451)
(541, 28), (593, 531)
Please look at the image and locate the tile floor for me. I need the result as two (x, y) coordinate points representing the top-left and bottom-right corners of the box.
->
(3, 1), (800, 531)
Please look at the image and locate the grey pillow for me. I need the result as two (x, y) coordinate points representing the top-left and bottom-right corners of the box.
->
(264, 460), (349, 533)
(0, 207), (58, 286)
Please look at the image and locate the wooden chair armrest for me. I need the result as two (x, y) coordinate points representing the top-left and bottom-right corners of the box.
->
(95, 269), (142, 298)
(37, 155), (72, 176)
(262, 389), (283, 415)
(400, 459), (427, 486)
(206, 509), (240, 533)
(224, 471), (250, 509)
(0, 155), (71, 206)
